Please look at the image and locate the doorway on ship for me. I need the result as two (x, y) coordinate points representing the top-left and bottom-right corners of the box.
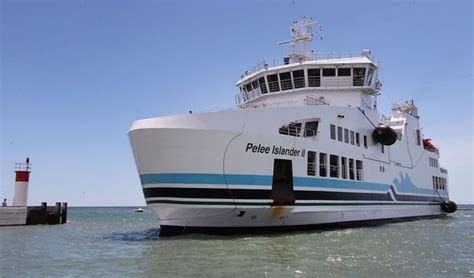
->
(272, 159), (295, 206)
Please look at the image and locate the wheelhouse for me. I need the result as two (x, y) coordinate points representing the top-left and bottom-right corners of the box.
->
(235, 55), (380, 108)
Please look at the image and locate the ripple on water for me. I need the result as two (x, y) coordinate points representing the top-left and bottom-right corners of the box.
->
(103, 228), (161, 241)
(1, 206), (473, 277)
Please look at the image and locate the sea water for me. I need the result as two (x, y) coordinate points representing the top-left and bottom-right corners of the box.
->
(1, 206), (473, 277)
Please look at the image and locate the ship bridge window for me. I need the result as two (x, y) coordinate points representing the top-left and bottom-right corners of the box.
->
(251, 80), (259, 90)
(323, 68), (336, 77)
(279, 72), (293, 90)
(292, 70), (305, 89)
(353, 67), (366, 86)
(267, 74), (280, 92)
(245, 83), (253, 92)
(338, 68), (351, 76)
(259, 77), (268, 94)
(304, 121), (319, 137)
(367, 67), (375, 86)
(279, 122), (301, 136)
(308, 68), (321, 87)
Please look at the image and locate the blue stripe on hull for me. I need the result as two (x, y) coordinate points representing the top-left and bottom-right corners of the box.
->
(140, 173), (444, 197)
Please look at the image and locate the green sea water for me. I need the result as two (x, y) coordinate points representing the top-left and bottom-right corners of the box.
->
(1, 206), (473, 277)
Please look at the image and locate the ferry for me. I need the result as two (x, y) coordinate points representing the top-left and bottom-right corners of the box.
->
(129, 17), (456, 236)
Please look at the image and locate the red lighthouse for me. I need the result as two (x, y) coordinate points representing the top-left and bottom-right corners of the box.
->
(12, 158), (31, 207)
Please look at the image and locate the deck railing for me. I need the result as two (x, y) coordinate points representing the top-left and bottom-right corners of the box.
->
(307, 162), (316, 176)
(356, 169), (363, 181)
(15, 163), (31, 172)
(243, 53), (374, 76)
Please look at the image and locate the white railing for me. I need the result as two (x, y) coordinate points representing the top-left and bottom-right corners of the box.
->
(279, 125), (301, 136)
(293, 77), (305, 88)
(279, 126), (319, 139)
(235, 91), (330, 108)
(243, 52), (374, 76)
(280, 79), (293, 90)
(330, 166), (339, 177)
(15, 163), (31, 172)
(356, 169), (363, 181)
(319, 165), (327, 176)
(307, 162), (316, 176)
(308, 76), (320, 87)
(341, 165), (347, 179)
(303, 129), (318, 138)
(268, 81), (280, 92)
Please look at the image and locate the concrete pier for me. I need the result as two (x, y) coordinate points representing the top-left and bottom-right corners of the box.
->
(0, 202), (68, 226)
(0, 207), (27, 226)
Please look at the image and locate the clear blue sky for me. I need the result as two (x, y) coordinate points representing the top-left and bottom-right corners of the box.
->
(1, 0), (472, 206)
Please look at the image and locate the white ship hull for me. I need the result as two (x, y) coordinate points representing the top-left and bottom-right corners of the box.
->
(129, 107), (448, 235)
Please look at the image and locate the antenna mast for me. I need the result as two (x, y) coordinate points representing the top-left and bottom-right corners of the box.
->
(278, 17), (322, 62)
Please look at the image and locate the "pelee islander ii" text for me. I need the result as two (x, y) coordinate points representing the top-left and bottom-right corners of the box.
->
(245, 143), (303, 157)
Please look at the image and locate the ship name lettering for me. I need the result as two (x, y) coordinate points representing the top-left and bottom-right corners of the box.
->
(245, 143), (301, 157)
(245, 143), (271, 154)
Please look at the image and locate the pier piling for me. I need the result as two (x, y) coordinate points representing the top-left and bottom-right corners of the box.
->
(61, 203), (68, 224)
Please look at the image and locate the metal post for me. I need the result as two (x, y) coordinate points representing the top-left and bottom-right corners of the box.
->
(55, 202), (61, 224)
(61, 202), (67, 224)
(41, 202), (47, 224)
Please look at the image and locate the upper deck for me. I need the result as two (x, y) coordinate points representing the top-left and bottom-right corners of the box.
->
(234, 18), (382, 109)
(235, 53), (380, 107)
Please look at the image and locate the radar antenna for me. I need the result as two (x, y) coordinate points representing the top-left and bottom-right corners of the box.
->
(278, 17), (322, 62)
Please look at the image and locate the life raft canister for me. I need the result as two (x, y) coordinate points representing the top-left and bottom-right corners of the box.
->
(372, 125), (397, 146)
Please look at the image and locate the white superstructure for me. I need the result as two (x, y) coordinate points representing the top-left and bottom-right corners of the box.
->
(129, 18), (455, 235)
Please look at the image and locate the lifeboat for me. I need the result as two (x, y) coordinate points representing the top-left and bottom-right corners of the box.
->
(423, 138), (437, 151)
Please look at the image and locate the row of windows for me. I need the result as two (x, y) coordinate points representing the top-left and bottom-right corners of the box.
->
(242, 67), (372, 96)
(433, 176), (447, 190)
(330, 124), (368, 149)
(429, 157), (439, 168)
(307, 151), (363, 181)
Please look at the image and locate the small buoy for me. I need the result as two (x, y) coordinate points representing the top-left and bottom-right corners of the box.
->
(441, 201), (457, 213)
